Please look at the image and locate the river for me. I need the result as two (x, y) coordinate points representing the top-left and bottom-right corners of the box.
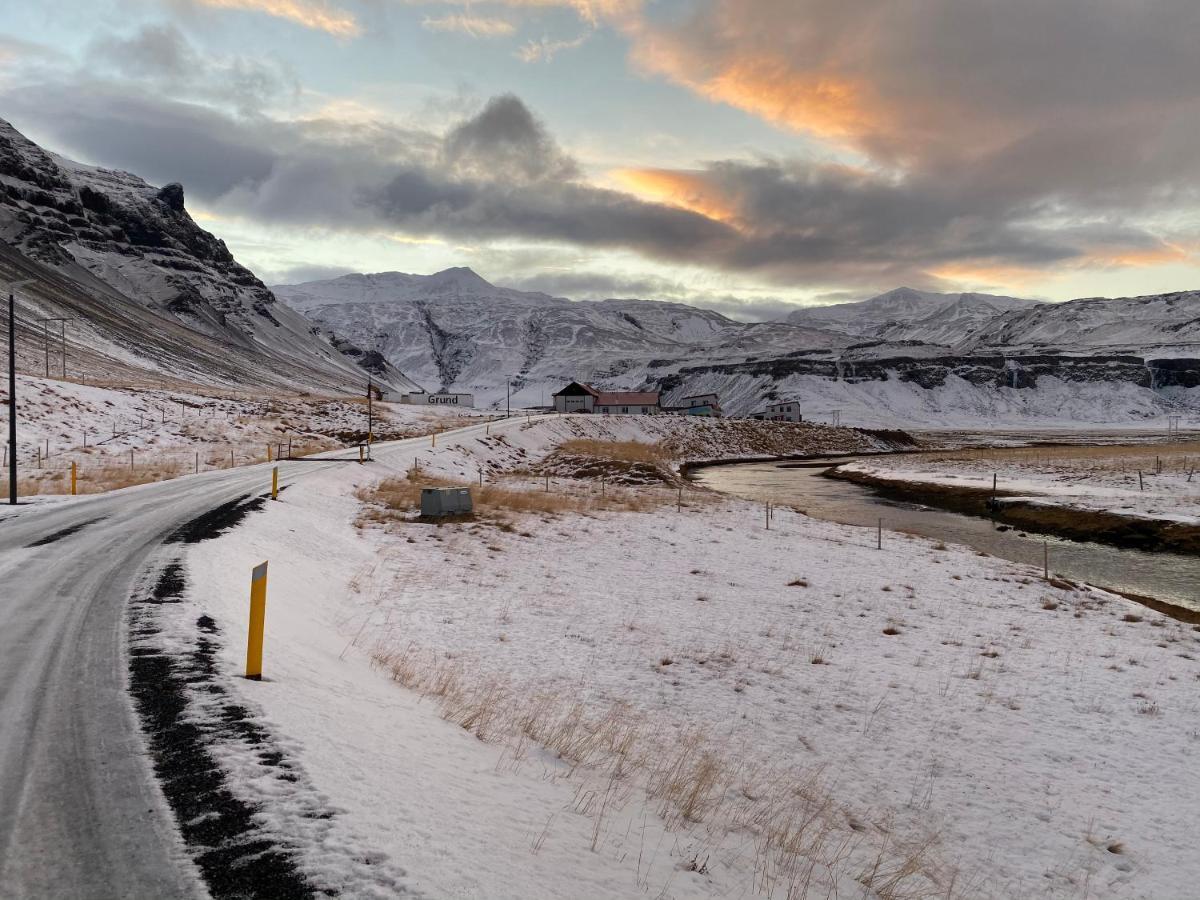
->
(694, 455), (1200, 613)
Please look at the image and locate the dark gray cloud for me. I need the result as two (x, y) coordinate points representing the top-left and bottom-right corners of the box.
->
(637, 0), (1200, 210)
(84, 23), (298, 115)
(502, 270), (800, 322)
(270, 262), (358, 285)
(442, 94), (579, 184)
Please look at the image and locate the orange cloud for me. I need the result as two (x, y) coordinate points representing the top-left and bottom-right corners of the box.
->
(612, 168), (739, 224)
(195, 0), (360, 37)
(620, 9), (886, 145)
(684, 57), (877, 142)
(927, 262), (1051, 291)
(1085, 242), (1193, 268)
(931, 240), (1196, 291)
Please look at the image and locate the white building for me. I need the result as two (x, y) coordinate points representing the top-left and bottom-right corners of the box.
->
(676, 394), (723, 417)
(752, 400), (802, 422)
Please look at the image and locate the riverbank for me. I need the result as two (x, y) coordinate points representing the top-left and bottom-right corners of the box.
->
(834, 444), (1200, 556)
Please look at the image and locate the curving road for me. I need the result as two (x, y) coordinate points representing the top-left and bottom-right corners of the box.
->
(0, 416), (525, 898)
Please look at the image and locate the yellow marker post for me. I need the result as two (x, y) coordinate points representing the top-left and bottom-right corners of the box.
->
(246, 561), (268, 680)
(271, 465), (278, 501)
(267, 444), (273, 462)
(70, 461), (77, 496)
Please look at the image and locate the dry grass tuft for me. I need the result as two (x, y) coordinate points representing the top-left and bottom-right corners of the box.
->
(559, 438), (667, 464)
(358, 472), (666, 527)
(370, 640), (958, 900)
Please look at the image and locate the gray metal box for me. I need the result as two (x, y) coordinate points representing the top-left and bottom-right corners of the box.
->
(421, 487), (474, 517)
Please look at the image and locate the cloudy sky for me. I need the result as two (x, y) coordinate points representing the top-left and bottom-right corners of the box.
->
(2, 0), (1199, 319)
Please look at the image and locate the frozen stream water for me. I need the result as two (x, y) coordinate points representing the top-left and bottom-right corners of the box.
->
(695, 453), (1200, 614)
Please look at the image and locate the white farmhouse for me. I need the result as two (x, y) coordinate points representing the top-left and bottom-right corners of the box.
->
(751, 400), (803, 422)
(552, 382), (661, 415)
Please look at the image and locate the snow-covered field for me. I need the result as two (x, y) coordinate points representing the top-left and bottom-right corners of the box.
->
(135, 415), (1200, 899)
(841, 444), (1200, 526)
(0, 376), (484, 493)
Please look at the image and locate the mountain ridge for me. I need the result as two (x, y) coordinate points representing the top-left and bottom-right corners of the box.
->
(0, 117), (418, 394)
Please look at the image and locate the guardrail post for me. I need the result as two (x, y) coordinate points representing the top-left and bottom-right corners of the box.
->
(246, 562), (268, 680)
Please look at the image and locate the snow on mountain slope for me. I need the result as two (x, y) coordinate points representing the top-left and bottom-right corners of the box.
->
(0, 118), (418, 394)
(786, 287), (1039, 345)
(280, 269), (1200, 424)
(959, 289), (1200, 357)
(275, 269), (845, 405)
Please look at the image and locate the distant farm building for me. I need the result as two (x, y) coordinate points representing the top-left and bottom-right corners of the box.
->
(671, 393), (723, 417)
(552, 382), (661, 415)
(750, 400), (803, 422)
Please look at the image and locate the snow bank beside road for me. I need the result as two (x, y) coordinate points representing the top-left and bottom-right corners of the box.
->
(158, 416), (1200, 898)
(0, 375), (481, 494)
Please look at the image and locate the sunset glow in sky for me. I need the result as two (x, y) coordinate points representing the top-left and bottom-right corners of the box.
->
(3, 1), (1199, 318)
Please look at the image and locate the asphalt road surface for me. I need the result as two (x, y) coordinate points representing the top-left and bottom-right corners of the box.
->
(0, 417), (522, 898)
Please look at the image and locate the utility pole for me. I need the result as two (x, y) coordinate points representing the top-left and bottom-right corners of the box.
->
(37, 317), (72, 380)
(366, 377), (373, 460)
(7, 279), (35, 504)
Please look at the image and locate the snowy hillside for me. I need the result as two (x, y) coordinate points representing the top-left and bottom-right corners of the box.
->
(959, 289), (1200, 357)
(275, 269), (842, 406)
(785, 287), (1039, 346)
(280, 270), (1200, 426)
(0, 118), (418, 395)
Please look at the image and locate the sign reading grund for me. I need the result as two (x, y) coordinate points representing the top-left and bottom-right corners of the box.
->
(400, 392), (475, 407)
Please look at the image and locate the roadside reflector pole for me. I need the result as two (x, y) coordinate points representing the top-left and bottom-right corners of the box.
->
(1044, 541), (1049, 580)
(267, 444), (272, 462)
(358, 445), (364, 464)
(677, 486), (682, 512)
(245, 562), (268, 681)
(71, 461), (77, 495)
(877, 517), (882, 550)
(272, 465), (279, 501)
(432, 432), (436, 448)
(765, 501), (770, 530)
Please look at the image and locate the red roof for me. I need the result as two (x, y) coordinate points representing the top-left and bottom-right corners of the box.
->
(596, 392), (660, 406)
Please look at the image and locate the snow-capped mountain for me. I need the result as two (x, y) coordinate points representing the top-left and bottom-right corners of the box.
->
(275, 269), (843, 405)
(959, 290), (1200, 358)
(785, 287), (1040, 346)
(0, 118), (418, 394)
(280, 270), (1200, 425)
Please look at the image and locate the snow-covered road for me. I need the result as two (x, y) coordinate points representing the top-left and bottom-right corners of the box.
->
(0, 415), (521, 897)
